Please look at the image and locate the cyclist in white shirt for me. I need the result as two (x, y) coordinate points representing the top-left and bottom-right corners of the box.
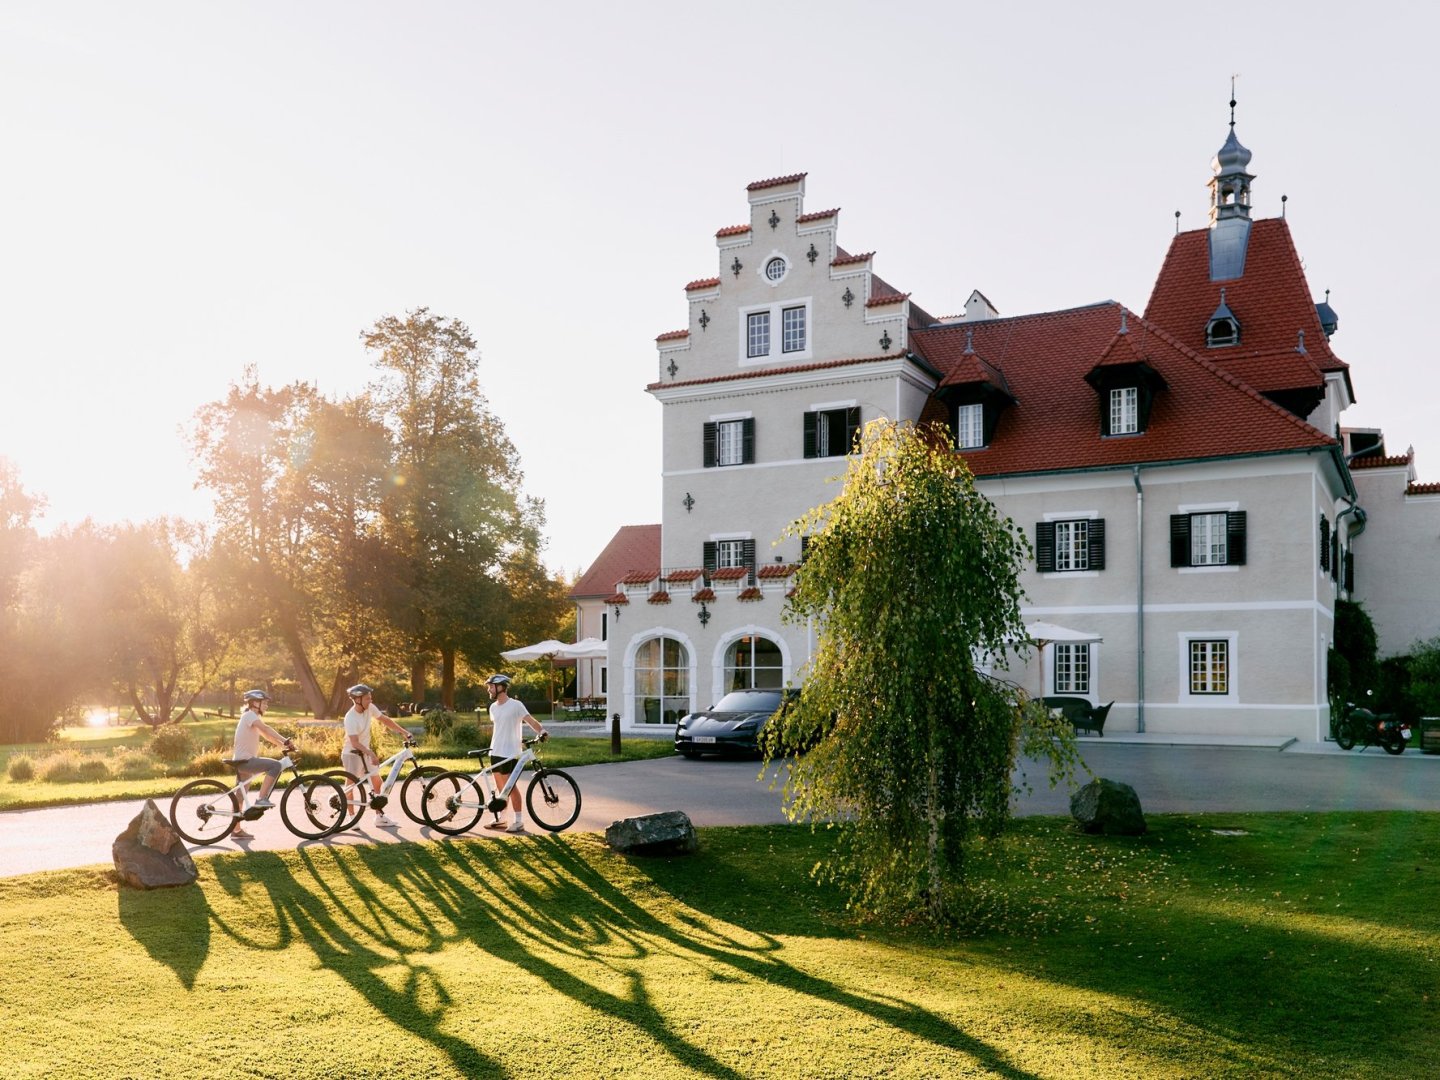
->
(482, 674), (547, 832)
(342, 683), (414, 828)
(230, 689), (294, 838)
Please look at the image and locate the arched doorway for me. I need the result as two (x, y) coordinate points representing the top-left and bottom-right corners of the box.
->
(633, 634), (690, 725)
(723, 633), (784, 691)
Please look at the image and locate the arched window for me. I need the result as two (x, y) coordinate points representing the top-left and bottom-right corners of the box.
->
(634, 635), (689, 724)
(724, 635), (783, 691)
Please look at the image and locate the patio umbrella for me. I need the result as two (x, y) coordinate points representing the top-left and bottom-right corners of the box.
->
(556, 638), (609, 709)
(500, 639), (571, 714)
(1018, 622), (1104, 699)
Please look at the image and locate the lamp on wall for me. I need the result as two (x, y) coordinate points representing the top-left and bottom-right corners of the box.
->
(697, 602), (711, 627)
(611, 603), (622, 622)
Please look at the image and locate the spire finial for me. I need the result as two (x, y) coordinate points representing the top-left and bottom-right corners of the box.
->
(963, 328), (975, 355)
(1296, 329), (1307, 354)
(1229, 73), (1239, 129)
(1281, 193), (1288, 218)
(1119, 309), (1129, 335)
(1175, 209), (1181, 234)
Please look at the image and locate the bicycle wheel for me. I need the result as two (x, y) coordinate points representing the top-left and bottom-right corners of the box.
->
(399, 765), (447, 825)
(170, 778), (241, 846)
(279, 775), (348, 839)
(421, 771), (484, 835)
(526, 768), (581, 832)
(323, 768), (366, 831)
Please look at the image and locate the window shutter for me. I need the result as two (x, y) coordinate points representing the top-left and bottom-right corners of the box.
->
(742, 417), (756, 464)
(844, 407), (860, 452)
(1226, 510), (1247, 566)
(1344, 550), (1355, 592)
(703, 422), (717, 468)
(1331, 531), (1339, 581)
(742, 539), (757, 584)
(1170, 514), (1191, 567)
(1318, 515), (1330, 572)
(702, 542), (716, 573)
(802, 412), (817, 458)
(1099, 392), (1112, 437)
(1089, 518), (1106, 571)
(1035, 521), (1056, 573)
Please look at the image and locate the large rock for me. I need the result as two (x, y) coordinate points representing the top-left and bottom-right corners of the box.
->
(1070, 778), (1147, 836)
(605, 810), (698, 856)
(113, 799), (198, 889)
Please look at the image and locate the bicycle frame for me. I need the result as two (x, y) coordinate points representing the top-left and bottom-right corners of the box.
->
(211, 753), (298, 819)
(337, 742), (418, 800)
(461, 744), (539, 813)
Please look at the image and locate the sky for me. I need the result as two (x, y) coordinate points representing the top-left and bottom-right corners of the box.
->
(3, 1), (1437, 577)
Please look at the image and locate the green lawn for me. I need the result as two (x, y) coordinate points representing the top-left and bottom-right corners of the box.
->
(0, 733), (674, 811)
(2, 813), (1437, 1078)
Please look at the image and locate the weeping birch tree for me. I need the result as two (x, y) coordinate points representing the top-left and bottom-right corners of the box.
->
(765, 419), (1078, 926)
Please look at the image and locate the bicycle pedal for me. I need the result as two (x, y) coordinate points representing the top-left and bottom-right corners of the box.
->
(243, 807), (266, 821)
(368, 795), (388, 811)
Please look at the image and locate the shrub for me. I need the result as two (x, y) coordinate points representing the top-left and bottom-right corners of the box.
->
(7, 755), (35, 782)
(443, 719), (483, 750)
(110, 748), (159, 781)
(147, 725), (195, 765)
(76, 757), (112, 783)
(421, 708), (458, 739)
(182, 751), (230, 778)
(35, 750), (102, 783)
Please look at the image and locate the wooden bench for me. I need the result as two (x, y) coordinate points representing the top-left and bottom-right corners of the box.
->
(1041, 696), (1113, 737)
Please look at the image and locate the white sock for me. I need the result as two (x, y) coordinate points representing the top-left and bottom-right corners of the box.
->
(513, 810), (524, 825)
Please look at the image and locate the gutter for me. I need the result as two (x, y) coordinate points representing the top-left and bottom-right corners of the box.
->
(1133, 466), (1145, 733)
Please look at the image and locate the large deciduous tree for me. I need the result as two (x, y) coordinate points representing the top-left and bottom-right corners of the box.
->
(766, 420), (1078, 926)
(363, 308), (546, 708)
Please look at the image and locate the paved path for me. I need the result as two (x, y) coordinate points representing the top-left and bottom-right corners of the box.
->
(2, 739), (1436, 878)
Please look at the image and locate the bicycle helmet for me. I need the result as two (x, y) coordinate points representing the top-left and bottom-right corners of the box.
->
(242, 689), (270, 702)
(485, 674), (512, 688)
(347, 683), (374, 697)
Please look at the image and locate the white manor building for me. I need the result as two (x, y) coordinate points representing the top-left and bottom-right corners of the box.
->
(570, 114), (1440, 741)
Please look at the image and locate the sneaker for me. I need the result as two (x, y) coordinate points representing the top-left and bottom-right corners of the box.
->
(507, 821), (526, 833)
(231, 827), (253, 839)
(483, 819), (508, 831)
(373, 814), (399, 828)
(252, 797), (274, 809)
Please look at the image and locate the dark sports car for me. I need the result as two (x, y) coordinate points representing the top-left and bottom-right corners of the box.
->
(674, 689), (795, 759)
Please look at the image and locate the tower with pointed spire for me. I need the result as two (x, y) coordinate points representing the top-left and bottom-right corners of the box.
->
(1208, 85), (1255, 280)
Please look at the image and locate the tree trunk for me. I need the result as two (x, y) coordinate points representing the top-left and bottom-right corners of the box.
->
(441, 647), (456, 709)
(410, 656), (427, 706)
(280, 623), (329, 718)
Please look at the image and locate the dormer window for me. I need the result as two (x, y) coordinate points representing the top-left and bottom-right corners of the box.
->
(956, 403), (984, 448)
(1086, 359), (1166, 437)
(1206, 289), (1241, 348)
(1109, 388), (1138, 435)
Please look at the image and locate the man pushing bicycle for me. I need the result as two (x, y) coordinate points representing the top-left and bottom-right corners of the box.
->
(342, 683), (415, 828)
(483, 674), (548, 832)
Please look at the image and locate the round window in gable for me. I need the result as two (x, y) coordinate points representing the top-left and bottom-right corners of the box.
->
(765, 257), (787, 282)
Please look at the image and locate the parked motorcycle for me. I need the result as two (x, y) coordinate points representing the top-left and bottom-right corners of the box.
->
(1334, 694), (1411, 755)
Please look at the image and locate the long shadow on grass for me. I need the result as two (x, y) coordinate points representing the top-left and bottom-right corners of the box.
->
(116, 881), (212, 989)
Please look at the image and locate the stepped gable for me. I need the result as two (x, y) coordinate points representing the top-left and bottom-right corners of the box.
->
(1144, 219), (1347, 391)
(570, 525), (661, 599)
(911, 301), (1335, 478)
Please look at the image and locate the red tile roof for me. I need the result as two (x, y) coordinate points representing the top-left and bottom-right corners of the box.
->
(571, 525), (661, 599)
(692, 587), (716, 602)
(710, 566), (750, 582)
(647, 591), (671, 604)
(604, 592), (628, 605)
(737, 587), (764, 601)
(655, 329), (689, 342)
(622, 569), (658, 585)
(866, 292), (909, 307)
(910, 301), (1336, 478)
(797, 208), (838, 222)
(716, 223), (751, 238)
(832, 251), (874, 266)
(1407, 482), (1440, 495)
(663, 568), (703, 582)
(685, 277), (720, 292)
(757, 563), (797, 579)
(1352, 453), (1413, 469)
(747, 172), (807, 191)
(1143, 219), (1348, 383)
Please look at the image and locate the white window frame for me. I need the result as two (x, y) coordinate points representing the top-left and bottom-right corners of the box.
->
(746, 311), (770, 359)
(782, 305), (806, 353)
(716, 419), (745, 467)
(739, 298), (813, 365)
(1053, 519), (1090, 572)
(1052, 643), (1091, 694)
(1109, 387), (1138, 434)
(1190, 511), (1228, 566)
(955, 402), (984, 448)
(764, 256), (788, 283)
(716, 539), (746, 569)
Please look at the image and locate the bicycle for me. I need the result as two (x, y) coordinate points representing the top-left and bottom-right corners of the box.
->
(318, 737), (447, 831)
(169, 743), (349, 845)
(420, 735), (582, 834)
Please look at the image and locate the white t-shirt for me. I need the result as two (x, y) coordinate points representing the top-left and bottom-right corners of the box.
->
(232, 708), (265, 760)
(488, 696), (532, 759)
(343, 702), (383, 750)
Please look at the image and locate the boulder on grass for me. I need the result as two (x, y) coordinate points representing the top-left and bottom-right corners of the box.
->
(605, 811), (698, 856)
(113, 799), (198, 889)
(1070, 778), (1147, 836)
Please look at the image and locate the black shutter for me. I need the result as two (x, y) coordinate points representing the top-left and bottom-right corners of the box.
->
(1331, 531), (1339, 581)
(742, 417), (756, 464)
(1089, 518), (1106, 571)
(800, 535), (810, 562)
(1226, 510), (1247, 566)
(1170, 514), (1191, 567)
(1344, 550), (1355, 592)
(803, 412), (817, 458)
(1035, 521), (1056, 573)
(703, 422), (717, 468)
(702, 542), (716, 573)
(1099, 391), (1112, 437)
(1318, 515), (1330, 572)
(742, 539), (757, 584)
(844, 406), (860, 453)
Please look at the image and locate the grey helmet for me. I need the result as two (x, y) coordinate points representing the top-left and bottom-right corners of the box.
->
(347, 683), (374, 698)
(485, 674), (513, 688)
(242, 689), (270, 703)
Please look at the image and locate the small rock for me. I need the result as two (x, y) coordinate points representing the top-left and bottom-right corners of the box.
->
(113, 799), (198, 889)
(605, 810), (698, 856)
(1070, 778), (1147, 836)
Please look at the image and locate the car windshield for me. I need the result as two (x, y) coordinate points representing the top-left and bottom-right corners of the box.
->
(712, 691), (784, 713)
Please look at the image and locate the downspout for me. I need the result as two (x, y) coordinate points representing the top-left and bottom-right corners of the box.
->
(1133, 466), (1145, 732)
